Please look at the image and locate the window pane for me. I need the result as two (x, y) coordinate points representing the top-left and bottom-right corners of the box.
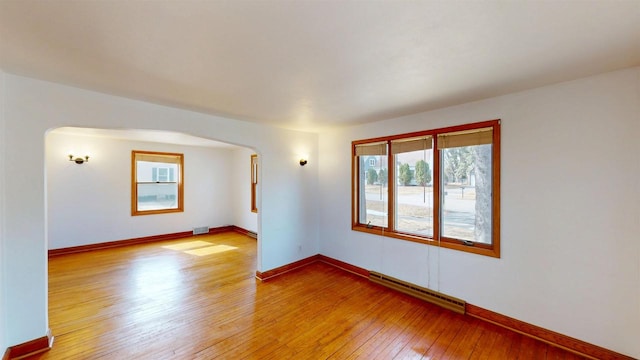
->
(137, 162), (178, 182)
(358, 155), (388, 227)
(395, 148), (434, 237)
(137, 183), (179, 211)
(441, 144), (492, 244)
(158, 168), (168, 182)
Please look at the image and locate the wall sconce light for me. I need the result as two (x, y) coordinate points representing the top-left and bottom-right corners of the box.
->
(299, 159), (308, 166)
(69, 154), (90, 164)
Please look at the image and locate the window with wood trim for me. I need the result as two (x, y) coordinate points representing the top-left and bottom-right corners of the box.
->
(352, 120), (501, 257)
(251, 154), (258, 213)
(132, 150), (184, 216)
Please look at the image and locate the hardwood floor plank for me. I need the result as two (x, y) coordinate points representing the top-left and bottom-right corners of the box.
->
(385, 304), (450, 359)
(482, 327), (520, 359)
(24, 232), (589, 360)
(419, 310), (466, 359)
(341, 297), (425, 360)
(440, 318), (483, 359)
(466, 325), (500, 360)
(368, 299), (433, 359)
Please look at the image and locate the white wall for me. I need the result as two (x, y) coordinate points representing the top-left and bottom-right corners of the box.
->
(0, 73), (318, 348)
(231, 147), (258, 234)
(46, 131), (239, 249)
(318, 67), (640, 358)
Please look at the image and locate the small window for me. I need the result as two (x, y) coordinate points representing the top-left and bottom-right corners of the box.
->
(132, 150), (184, 216)
(251, 154), (258, 213)
(368, 158), (376, 166)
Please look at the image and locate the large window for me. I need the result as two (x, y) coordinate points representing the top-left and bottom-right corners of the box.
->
(352, 120), (500, 257)
(132, 150), (184, 216)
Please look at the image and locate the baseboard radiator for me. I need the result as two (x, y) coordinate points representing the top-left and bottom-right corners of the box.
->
(369, 271), (466, 314)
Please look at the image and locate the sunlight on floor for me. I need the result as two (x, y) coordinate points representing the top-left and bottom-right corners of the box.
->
(162, 240), (238, 256)
(162, 240), (213, 250)
(185, 245), (238, 256)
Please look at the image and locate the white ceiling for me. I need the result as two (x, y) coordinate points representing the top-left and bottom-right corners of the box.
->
(1, 1), (639, 132)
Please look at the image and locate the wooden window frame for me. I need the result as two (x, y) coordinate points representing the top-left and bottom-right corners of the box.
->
(132, 150), (184, 216)
(251, 154), (258, 213)
(352, 119), (501, 258)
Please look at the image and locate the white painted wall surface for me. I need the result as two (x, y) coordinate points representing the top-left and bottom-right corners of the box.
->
(46, 131), (236, 249)
(231, 147), (258, 234)
(0, 73), (318, 348)
(318, 67), (640, 358)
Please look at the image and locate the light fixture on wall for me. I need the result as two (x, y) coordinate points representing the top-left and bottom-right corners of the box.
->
(68, 154), (90, 164)
(299, 158), (308, 166)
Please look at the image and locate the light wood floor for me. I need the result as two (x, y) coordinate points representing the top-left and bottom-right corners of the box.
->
(27, 232), (586, 359)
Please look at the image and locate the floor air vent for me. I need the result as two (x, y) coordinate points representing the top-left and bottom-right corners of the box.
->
(192, 226), (210, 235)
(369, 271), (466, 314)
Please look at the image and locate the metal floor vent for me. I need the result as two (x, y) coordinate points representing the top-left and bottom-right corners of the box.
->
(369, 271), (466, 314)
(192, 226), (210, 235)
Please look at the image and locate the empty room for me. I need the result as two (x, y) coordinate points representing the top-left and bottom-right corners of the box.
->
(0, 1), (639, 359)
